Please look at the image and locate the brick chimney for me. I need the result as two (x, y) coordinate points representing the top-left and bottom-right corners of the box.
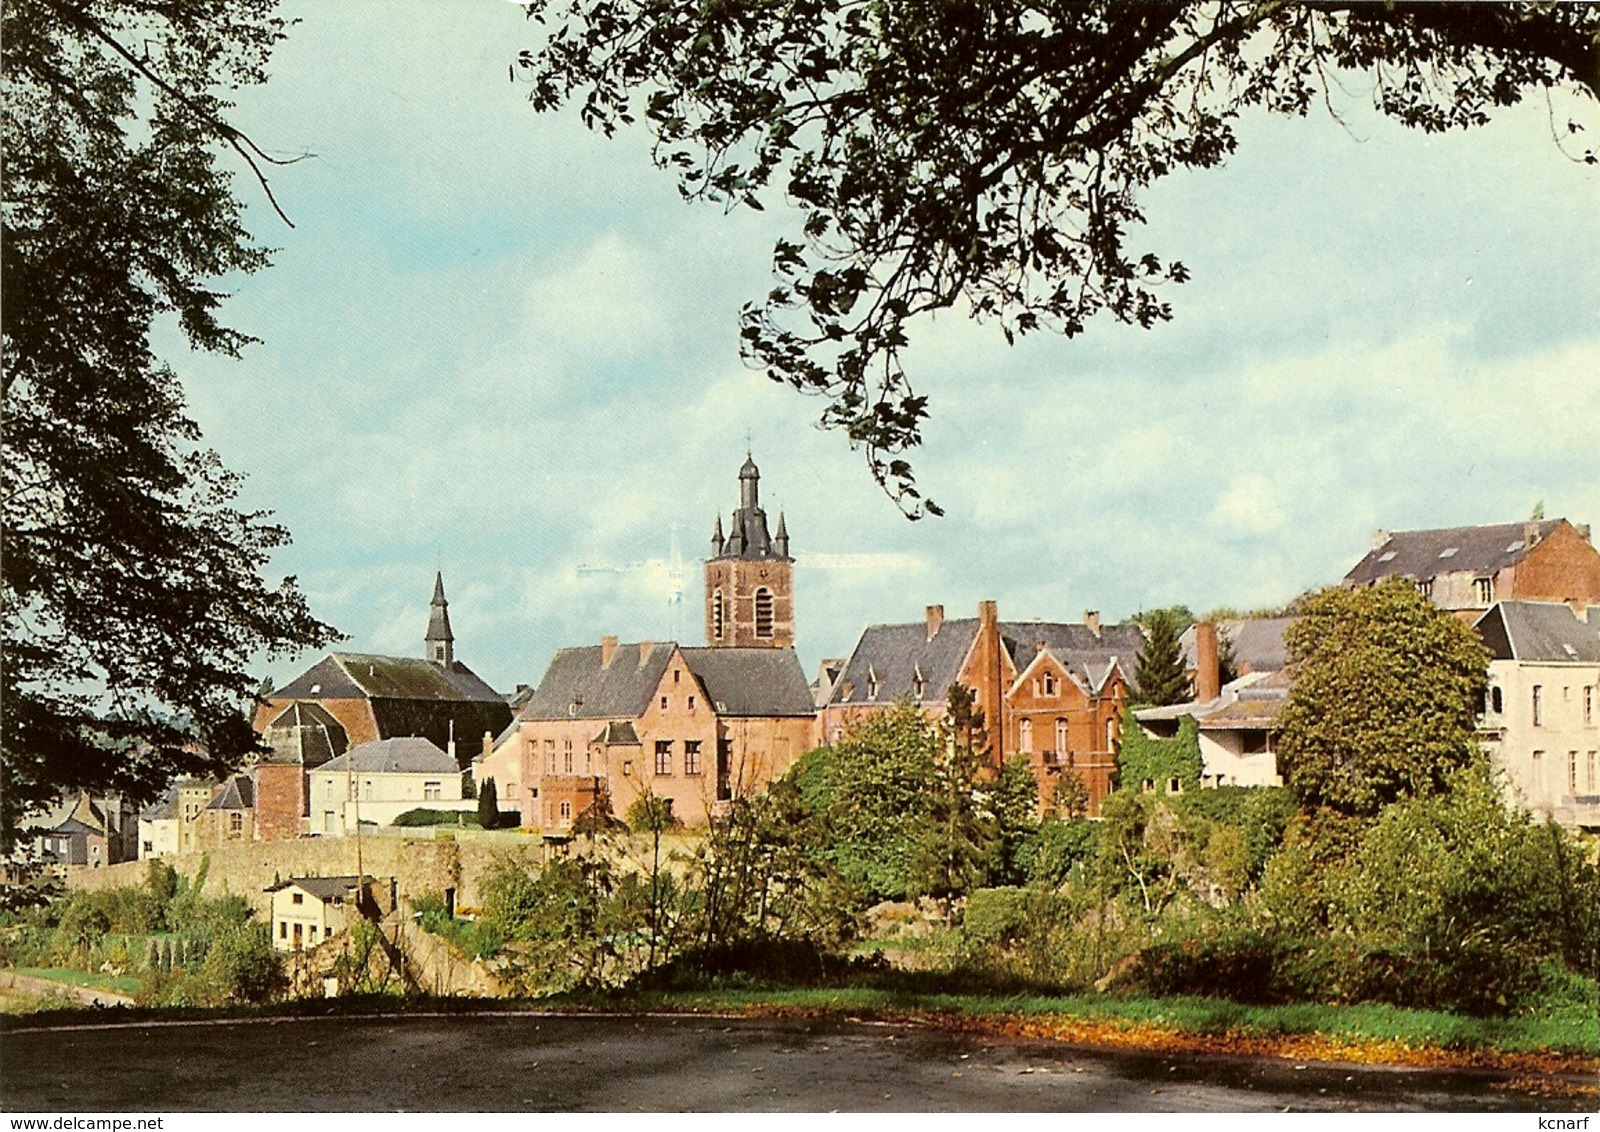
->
(639, 641), (654, 664)
(601, 634), (617, 668)
(926, 604), (944, 641)
(1194, 621), (1221, 703)
(979, 599), (999, 628)
(1524, 521), (1542, 547)
(1084, 610), (1101, 638)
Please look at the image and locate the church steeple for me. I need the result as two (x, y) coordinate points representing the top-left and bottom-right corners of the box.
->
(426, 571), (454, 667)
(704, 454), (795, 649)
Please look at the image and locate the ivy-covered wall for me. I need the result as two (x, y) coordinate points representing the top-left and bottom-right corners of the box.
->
(1116, 708), (1201, 794)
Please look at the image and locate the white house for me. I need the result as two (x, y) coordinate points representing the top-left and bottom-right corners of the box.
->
(1475, 601), (1600, 829)
(265, 875), (364, 952)
(308, 737), (470, 835)
(1135, 670), (1290, 789)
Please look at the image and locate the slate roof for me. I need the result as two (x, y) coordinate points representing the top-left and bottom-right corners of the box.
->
(828, 618), (983, 706)
(1344, 520), (1564, 587)
(275, 652), (503, 704)
(262, 701), (347, 767)
(426, 572), (453, 645)
(267, 875), (364, 902)
(827, 617), (1144, 706)
(1181, 618), (1294, 674)
(204, 775), (253, 811)
(1474, 601), (1600, 663)
(680, 647), (817, 717)
(140, 783), (181, 823)
(522, 641), (677, 720)
(594, 721), (641, 746)
(1135, 669), (1292, 731)
(320, 737), (458, 775)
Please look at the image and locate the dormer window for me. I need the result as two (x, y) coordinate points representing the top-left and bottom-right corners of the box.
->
(1474, 577), (1494, 605)
(1438, 547), (1458, 559)
(867, 667), (879, 702)
(911, 665), (925, 700)
(1505, 540), (1525, 553)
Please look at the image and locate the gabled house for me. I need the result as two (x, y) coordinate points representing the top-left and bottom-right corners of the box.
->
(27, 793), (139, 868)
(194, 774), (255, 846)
(1474, 600), (1600, 829)
(266, 875), (367, 952)
(1343, 519), (1600, 616)
(821, 601), (1142, 815)
(138, 783), (182, 859)
(253, 574), (512, 773)
(308, 737), (468, 835)
(490, 638), (817, 834)
(254, 702), (348, 841)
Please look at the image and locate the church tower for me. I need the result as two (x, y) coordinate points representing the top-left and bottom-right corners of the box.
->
(705, 454), (794, 648)
(425, 571), (454, 667)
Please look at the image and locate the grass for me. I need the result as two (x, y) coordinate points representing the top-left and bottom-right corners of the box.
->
(11, 967), (140, 996)
(544, 982), (1599, 1060)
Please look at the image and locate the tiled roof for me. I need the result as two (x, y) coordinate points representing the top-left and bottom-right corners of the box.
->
(262, 701), (347, 767)
(1475, 601), (1600, 663)
(680, 647), (817, 717)
(320, 737), (458, 775)
(1344, 520), (1564, 586)
(275, 653), (503, 704)
(521, 642), (677, 720)
(594, 721), (640, 746)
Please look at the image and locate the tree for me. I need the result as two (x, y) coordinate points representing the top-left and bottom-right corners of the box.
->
(517, 2), (1598, 514)
(477, 777), (500, 830)
(1134, 609), (1190, 706)
(1276, 579), (1488, 818)
(2, 0), (336, 845)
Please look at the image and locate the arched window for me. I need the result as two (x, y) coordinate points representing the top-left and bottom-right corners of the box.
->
(1106, 716), (1118, 753)
(1019, 719), (1033, 753)
(712, 589), (725, 641)
(754, 587), (774, 638)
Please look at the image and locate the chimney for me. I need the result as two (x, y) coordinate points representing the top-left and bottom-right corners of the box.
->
(1084, 610), (1101, 638)
(639, 641), (654, 664)
(926, 604), (944, 641)
(601, 635), (618, 668)
(1194, 621), (1221, 704)
(1371, 529), (1390, 551)
(979, 599), (999, 628)
(1524, 521), (1541, 547)
(482, 731), (493, 759)
(1578, 523), (1592, 543)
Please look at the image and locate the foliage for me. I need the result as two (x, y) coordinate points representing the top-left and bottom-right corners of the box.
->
(477, 778), (500, 831)
(2, 0), (338, 846)
(198, 923), (283, 1003)
(517, 3), (1595, 513)
(391, 808), (484, 828)
(1019, 817), (1100, 889)
(910, 690), (999, 911)
(626, 794), (679, 835)
(985, 755), (1040, 888)
(1115, 710), (1201, 795)
(1277, 581), (1489, 817)
(1133, 609), (1191, 706)
(1174, 786), (1295, 881)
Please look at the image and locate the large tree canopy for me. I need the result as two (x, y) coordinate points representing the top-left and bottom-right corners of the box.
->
(517, 1), (1599, 514)
(2, 0), (335, 844)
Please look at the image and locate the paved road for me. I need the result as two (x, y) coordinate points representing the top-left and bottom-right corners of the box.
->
(0, 1012), (1587, 1112)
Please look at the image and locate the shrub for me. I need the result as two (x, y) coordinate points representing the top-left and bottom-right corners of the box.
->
(199, 923), (284, 1004)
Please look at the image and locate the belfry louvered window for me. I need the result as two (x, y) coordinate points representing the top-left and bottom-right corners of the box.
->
(713, 590), (725, 641)
(754, 587), (774, 638)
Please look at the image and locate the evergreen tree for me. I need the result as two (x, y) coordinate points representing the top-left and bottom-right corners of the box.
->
(1134, 610), (1190, 706)
(477, 777), (500, 830)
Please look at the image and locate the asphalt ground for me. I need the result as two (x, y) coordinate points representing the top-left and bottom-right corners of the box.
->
(0, 1012), (1591, 1112)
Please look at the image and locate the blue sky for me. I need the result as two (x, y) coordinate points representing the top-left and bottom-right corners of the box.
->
(166, 1), (1600, 693)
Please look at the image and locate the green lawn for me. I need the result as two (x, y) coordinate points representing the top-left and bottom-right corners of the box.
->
(548, 984), (1599, 1059)
(11, 967), (140, 996)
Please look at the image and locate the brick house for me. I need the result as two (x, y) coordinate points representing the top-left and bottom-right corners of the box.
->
(489, 639), (818, 834)
(253, 574), (512, 778)
(253, 702), (348, 841)
(1475, 600), (1600, 829)
(1343, 519), (1600, 616)
(820, 601), (1143, 816)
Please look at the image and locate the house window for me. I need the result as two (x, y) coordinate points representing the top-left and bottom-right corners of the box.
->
(292, 892), (304, 905)
(559, 800), (572, 820)
(563, 740), (573, 774)
(230, 812), (243, 834)
(623, 760), (633, 777)
(655, 741), (672, 776)
(1488, 686), (1503, 714)
(506, 782), (518, 799)
(1019, 719), (1033, 754)
(1586, 686), (1594, 726)
(1167, 777), (1182, 794)
(363, 780), (373, 801)
(754, 587), (774, 638)
(1041, 672), (1058, 697)
(1474, 577), (1494, 605)
(348, 779), (359, 801)
(1419, 579), (1434, 599)
(684, 740), (702, 776)
(1533, 686), (1543, 727)
(912, 672), (924, 699)
(1106, 717), (1117, 752)
(1055, 718), (1068, 753)
(1587, 750), (1596, 793)
(674, 669), (681, 684)
(279, 922), (288, 939)
(143, 841), (153, 854)
(546, 739), (557, 774)
(712, 590), (725, 641)
(1569, 752), (1579, 794)
(688, 695), (696, 711)
(424, 781), (441, 801)
(661, 695), (669, 711)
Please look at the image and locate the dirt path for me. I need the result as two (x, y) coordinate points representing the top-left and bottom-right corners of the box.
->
(0, 970), (135, 1008)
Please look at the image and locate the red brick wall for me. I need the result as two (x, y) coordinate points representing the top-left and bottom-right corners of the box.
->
(254, 763), (307, 842)
(254, 697), (380, 748)
(1511, 522), (1600, 606)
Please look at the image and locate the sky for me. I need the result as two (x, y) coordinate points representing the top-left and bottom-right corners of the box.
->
(165, 1), (1600, 695)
